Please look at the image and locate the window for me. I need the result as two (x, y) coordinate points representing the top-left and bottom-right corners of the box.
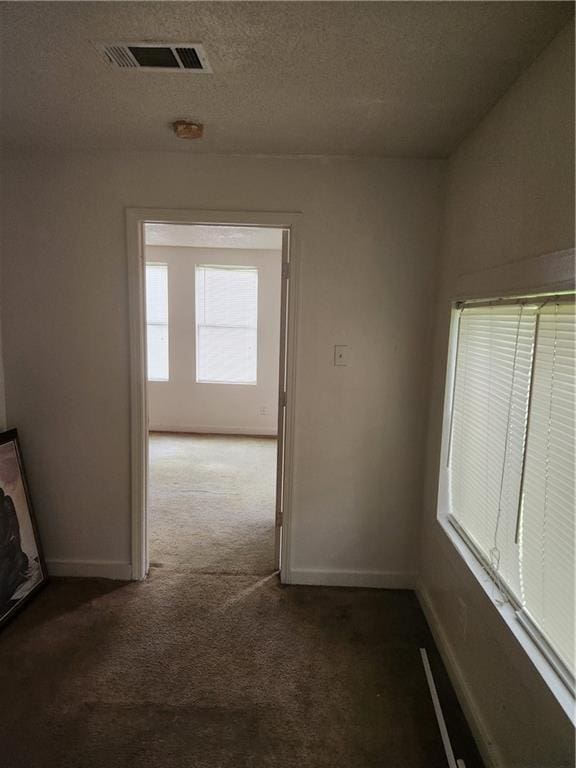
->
(446, 295), (575, 688)
(145, 264), (169, 381)
(195, 265), (258, 384)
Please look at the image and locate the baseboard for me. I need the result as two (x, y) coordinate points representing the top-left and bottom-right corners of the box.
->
(417, 582), (502, 768)
(287, 568), (417, 589)
(149, 425), (278, 437)
(46, 559), (132, 580)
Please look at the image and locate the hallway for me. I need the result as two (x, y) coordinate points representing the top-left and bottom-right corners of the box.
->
(148, 434), (277, 574)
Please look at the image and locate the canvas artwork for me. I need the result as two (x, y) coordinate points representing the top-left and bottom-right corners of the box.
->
(0, 429), (47, 627)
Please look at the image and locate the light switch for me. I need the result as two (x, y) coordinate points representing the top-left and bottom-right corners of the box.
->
(334, 345), (349, 366)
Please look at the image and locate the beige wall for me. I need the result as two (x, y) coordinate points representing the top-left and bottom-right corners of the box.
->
(146, 245), (281, 436)
(0, 154), (444, 583)
(419, 22), (575, 768)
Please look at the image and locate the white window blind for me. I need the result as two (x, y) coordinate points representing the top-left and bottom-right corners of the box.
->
(195, 266), (258, 384)
(145, 264), (169, 381)
(518, 302), (575, 681)
(448, 297), (575, 687)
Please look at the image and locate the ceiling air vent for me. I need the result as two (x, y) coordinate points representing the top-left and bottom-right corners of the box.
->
(95, 42), (211, 72)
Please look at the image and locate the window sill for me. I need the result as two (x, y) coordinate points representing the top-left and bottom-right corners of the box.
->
(437, 513), (575, 724)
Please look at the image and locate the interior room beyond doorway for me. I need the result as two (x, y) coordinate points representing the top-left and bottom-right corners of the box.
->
(143, 223), (284, 575)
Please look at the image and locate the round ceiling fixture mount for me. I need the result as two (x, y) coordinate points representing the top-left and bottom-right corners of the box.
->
(172, 119), (204, 139)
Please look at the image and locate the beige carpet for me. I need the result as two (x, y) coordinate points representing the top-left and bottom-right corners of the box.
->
(0, 573), (484, 768)
(0, 434), (485, 767)
(148, 434), (277, 574)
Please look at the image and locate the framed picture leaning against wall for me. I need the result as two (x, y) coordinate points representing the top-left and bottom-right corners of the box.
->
(0, 429), (47, 627)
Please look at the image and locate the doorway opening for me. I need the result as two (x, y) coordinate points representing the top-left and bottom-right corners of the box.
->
(127, 211), (298, 582)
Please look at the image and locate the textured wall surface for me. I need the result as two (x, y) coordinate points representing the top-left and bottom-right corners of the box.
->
(0, 153), (444, 583)
(419, 22), (575, 768)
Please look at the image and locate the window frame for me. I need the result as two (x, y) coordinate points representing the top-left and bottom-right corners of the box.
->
(436, 294), (576, 723)
(145, 262), (170, 382)
(194, 264), (259, 386)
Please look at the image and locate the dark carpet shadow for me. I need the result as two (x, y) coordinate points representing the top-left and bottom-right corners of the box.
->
(0, 577), (130, 636)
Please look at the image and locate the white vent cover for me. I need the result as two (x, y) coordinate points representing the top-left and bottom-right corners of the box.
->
(94, 42), (211, 73)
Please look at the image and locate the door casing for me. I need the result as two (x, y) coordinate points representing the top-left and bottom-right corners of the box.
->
(126, 208), (301, 582)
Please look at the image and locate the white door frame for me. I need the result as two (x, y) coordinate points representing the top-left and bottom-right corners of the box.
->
(126, 208), (301, 582)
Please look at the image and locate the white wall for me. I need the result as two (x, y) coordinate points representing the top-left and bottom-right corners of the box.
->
(146, 245), (281, 435)
(0, 154), (444, 584)
(419, 22), (575, 768)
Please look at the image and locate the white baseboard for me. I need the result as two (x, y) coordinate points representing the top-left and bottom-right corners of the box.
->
(46, 559), (132, 580)
(417, 583), (502, 768)
(287, 568), (417, 590)
(149, 424), (278, 437)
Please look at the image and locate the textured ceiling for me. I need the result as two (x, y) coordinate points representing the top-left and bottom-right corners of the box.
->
(0, 2), (572, 157)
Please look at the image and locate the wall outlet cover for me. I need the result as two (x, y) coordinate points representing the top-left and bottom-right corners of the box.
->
(334, 345), (349, 366)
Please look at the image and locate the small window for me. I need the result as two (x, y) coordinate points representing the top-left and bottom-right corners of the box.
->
(145, 264), (169, 381)
(445, 295), (575, 688)
(195, 265), (258, 385)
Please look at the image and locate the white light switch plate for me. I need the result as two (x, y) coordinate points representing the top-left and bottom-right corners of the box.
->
(334, 345), (349, 366)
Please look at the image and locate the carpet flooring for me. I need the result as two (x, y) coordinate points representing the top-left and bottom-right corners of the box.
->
(148, 434), (277, 575)
(0, 573), (483, 768)
(0, 434), (484, 767)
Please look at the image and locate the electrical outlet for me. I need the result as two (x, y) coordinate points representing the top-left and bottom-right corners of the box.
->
(334, 345), (349, 366)
(259, 406), (268, 416)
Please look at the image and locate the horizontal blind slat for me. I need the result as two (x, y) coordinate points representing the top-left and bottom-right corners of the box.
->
(450, 306), (536, 601)
(519, 301), (575, 676)
(195, 265), (258, 384)
(145, 264), (169, 380)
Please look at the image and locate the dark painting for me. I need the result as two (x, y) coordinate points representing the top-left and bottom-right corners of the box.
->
(0, 429), (47, 626)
